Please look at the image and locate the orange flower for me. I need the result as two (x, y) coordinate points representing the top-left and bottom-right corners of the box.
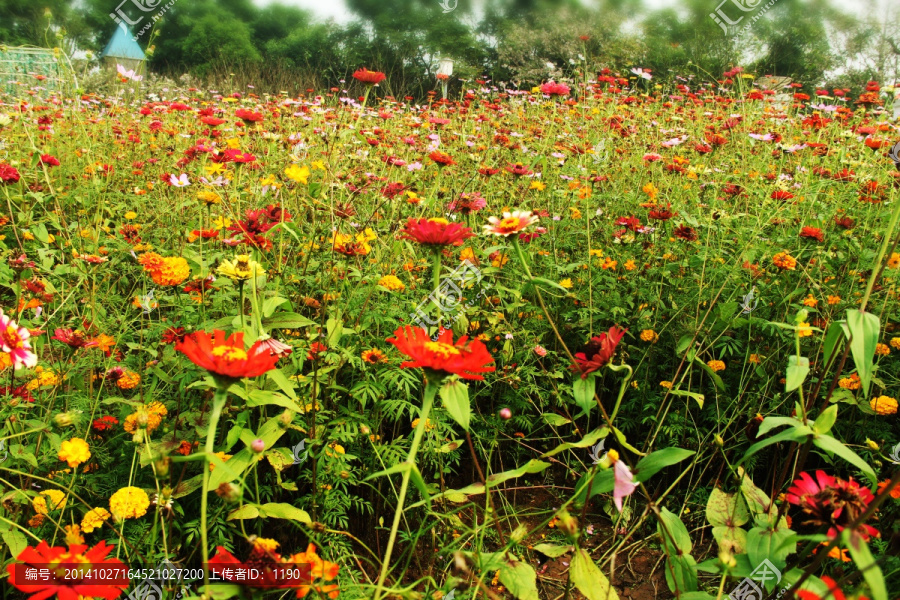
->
(773, 252), (797, 270)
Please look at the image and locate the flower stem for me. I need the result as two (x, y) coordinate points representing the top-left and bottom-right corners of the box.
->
(372, 380), (438, 600)
(200, 384), (229, 588)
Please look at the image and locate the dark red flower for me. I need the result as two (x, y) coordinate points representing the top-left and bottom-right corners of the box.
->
(175, 330), (278, 381)
(7, 540), (129, 600)
(307, 341), (327, 361)
(505, 163), (534, 177)
(615, 216), (642, 231)
(834, 216), (854, 229)
(387, 326), (495, 381)
(771, 190), (795, 201)
(52, 328), (98, 349)
(39, 154), (60, 167)
(352, 68), (387, 85)
(161, 327), (187, 345)
(92, 415), (120, 431)
(400, 218), (474, 247)
(648, 204), (674, 221)
(673, 225), (697, 241)
(234, 109), (264, 123)
(0, 385), (34, 403)
(571, 327), (626, 378)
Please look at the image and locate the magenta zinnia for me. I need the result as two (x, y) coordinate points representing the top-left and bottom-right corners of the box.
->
(400, 218), (474, 247)
(786, 470), (878, 540)
(0, 309), (37, 369)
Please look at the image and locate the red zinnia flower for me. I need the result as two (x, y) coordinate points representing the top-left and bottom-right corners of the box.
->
(540, 82), (570, 96)
(0, 164), (20, 184)
(648, 204), (674, 220)
(387, 326), (495, 381)
(7, 540), (129, 600)
(797, 576), (854, 600)
(39, 154), (60, 167)
(571, 327), (627, 378)
(352, 68), (387, 85)
(161, 326), (187, 345)
(673, 225), (697, 241)
(799, 226), (824, 242)
(234, 109), (264, 123)
(834, 216), (854, 229)
(787, 470), (878, 540)
(400, 218), (474, 247)
(307, 341), (327, 361)
(52, 328), (98, 350)
(92, 415), (120, 432)
(428, 151), (456, 166)
(771, 190), (795, 201)
(175, 330), (278, 381)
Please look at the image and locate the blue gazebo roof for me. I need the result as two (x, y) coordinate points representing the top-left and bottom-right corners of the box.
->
(99, 26), (146, 61)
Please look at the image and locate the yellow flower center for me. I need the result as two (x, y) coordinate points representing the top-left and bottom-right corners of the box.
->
(424, 341), (461, 359)
(211, 346), (248, 361)
(428, 218), (449, 225)
(2, 325), (23, 349)
(499, 217), (521, 229)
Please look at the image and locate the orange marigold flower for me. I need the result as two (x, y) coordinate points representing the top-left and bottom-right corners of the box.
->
(773, 252), (797, 270)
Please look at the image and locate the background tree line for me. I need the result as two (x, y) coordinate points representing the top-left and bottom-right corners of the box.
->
(1, 0), (899, 95)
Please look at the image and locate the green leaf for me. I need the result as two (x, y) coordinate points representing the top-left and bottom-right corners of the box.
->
(669, 388), (704, 409)
(812, 405), (837, 435)
(822, 321), (846, 367)
(246, 389), (304, 413)
(267, 369), (298, 400)
(572, 373), (596, 416)
(226, 505), (260, 520)
(541, 427), (608, 458)
(571, 548), (621, 600)
(746, 525), (796, 573)
(757, 416), (804, 437)
(613, 426), (646, 456)
(262, 312), (317, 330)
(529, 276), (572, 294)
(1, 528), (28, 558)
(843, 529), (887, 600)
(414, 459), (550, 508)
(711, 526), (748, 554)
(740, 426), (811, 465)
(498, 556), (540, 600)
(634, 448), (695, 483)
(658, 507), (692, 555)
(845, 309), (879, 396)
(785, 356), (809, 392)
(664, 554), (699, 595)
(532, 543), (570, 558)
(706, 488), (749, 528)
(440, 379), (471, 431)
(812, 434), (877, 485)
(675, 334), (693, 355)
(259, 502), (312, 525)
(541, 413), (571, 426)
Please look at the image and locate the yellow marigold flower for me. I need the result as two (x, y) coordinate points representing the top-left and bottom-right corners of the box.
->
(26, 366), (60, 390)
(660, 381), (673, 389)
(569, 207), (582, 219)
(624, 259), (636, 271)
(601, 257), (617, 270)
(870, 395), (898, 415)
(890, 337), (900, 350)
(124, 211), (137, 220)
(210, 451), (232, 472)
(642, 182), (659, 200)
(124, 401), (167, 433)
(797, 322), (813, 337)
(81, 507), (111, 533)
(875, 343), (890, 356)
(827, 295), (841, 305)
(640, 329), (658, 343)
(324, 442), (345, 457)
(213, 215), (232, 229)
(109, 486), (150, 520)
(589, 248), (603, 258)
(217, 254), (265, 281)
(530, 181), (546, 191)
(839, 374), (861, 390)
(802, 295), (818, 307)
(412, 418), (436, 431)
(252, 537), (280, 553)
(773, 252), (797, 270)
(378, 275), (405, 291)
(284, 164), (310, 184)
(64, 524), (84, 546)
(33, 490), (67, 515)
(196, 190), (222, 206)
(58, 437), (91, 468)
(459, 247), (477, 263)
(559, 278), (573, 289)
(707, 360), (726, 372)
(117, 370), (141, 390)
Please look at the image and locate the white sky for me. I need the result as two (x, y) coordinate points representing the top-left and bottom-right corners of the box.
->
(256, 0), (891, 24)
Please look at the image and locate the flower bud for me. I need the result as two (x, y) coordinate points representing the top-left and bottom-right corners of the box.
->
(509, 524), (529, 545)
(251, 439), (266, 453)
(360, 424), (371, 435)
(718, 549), (737, 569)
(279, 409), (294, 428)
(865, 438), (879, 451)
(54, 412), (75, 428)
(714, 434), (724, 447)
(154, 457), (170, 477)
(499, 408), (512, 420)
(215, 482), (242, 503)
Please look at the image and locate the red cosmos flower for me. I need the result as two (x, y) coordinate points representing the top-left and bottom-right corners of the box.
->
(771, 190), (795, 201)
(428, 150), (456, 166)
(352, 68), (387, 85)
(799, 226), (824, 242)
(92, 415), (120, 432)
(387, 325), (495, 381)
(400, 218), (474, 247)
(540, 82), (571, 96)
(787, 470), (878, 540)
(234, 109), (263, 124)
(571, 327), (627, 378)
(175, 330), (278, 381)
(7, 540), (129, 600)
(39, 154), (60, 167)
(0, 164), (21, 184)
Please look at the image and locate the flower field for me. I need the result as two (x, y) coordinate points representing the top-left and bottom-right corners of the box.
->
(0, 69), (899, 600)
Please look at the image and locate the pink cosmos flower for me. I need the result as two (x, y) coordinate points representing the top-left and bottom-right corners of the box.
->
(613, 457), (637, 511)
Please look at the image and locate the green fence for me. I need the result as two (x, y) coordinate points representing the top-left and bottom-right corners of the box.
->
(0, 46), (74, 98)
